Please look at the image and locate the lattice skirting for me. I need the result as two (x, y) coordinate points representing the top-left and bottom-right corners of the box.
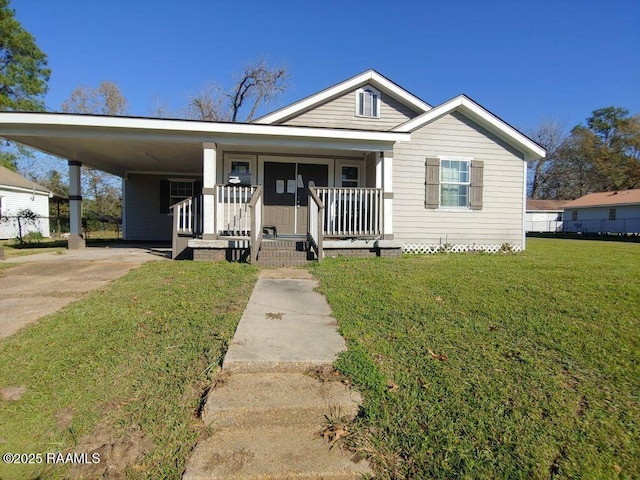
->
(402, 243), (523, 254)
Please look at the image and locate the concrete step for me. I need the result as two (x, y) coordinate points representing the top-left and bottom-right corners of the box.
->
(182, 424), (370, 480)
(203, 373), (361, 429)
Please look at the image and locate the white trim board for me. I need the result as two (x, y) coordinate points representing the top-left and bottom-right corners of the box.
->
(0, 112), (409, 144)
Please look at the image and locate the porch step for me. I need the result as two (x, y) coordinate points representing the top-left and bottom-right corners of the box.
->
(183, 424), (369, 480)
(255, 239), (315, 267)
(183, 373), (369, 480)
(202, 373), (361, 429)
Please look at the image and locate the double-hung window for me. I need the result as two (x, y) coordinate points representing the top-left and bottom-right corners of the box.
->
(170, 179), (194, 207)
(356, 87), (379, 118)
(341, 166), (359, 187)
(440, 159), (470, 208)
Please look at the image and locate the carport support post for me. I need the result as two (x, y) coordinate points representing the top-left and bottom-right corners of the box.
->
(202, 142), (217, 240)
(379, 151), (394, 240)
(68, 161), (85, 249)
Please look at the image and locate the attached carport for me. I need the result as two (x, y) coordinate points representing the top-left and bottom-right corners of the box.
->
(0, 112), (407, 249)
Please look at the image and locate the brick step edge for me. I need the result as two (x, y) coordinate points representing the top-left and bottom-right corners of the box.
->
(258, 251), (310, 258)
(254, 260), (312, 267)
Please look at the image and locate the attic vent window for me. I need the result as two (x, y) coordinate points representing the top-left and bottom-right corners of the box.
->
(356, 87), (380, 118)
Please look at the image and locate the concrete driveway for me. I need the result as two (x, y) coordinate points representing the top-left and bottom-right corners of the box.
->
(0, 245), (169, 339)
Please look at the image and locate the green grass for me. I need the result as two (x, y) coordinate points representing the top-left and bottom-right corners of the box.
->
(312, 239), (640, 479)
(0, 261), (257, 479)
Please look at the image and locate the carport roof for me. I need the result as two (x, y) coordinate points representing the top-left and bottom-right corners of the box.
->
(0, 112), (410, 177)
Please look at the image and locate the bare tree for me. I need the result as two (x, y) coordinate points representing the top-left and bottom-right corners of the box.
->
(149, 95), (173, 118)
(229, 59), (288, 122)
(527, 119), (566, 199)
(62, 81), (129, 116)
(184, 59), (289, 122)
(184, 83), (228, 121)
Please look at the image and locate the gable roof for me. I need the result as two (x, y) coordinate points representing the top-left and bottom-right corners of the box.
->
(393, 95), (546, 160)
(526, 199), (567, 211)
(562, 189), (640, 208)
(254, 69), (432, 125)
(0, 166), (51, 194)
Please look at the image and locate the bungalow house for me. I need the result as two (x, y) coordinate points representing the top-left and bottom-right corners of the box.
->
(0, 70), (545, 261)
(0, 166), (52, 240)
(562, 189), (640, 234)
(525, 199), (566, 233)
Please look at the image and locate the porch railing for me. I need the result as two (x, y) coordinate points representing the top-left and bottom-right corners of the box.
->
(215, 185), (257, 236)
(308, 187), (325, 261)
(172, 195), (202, 236)
(248, 186), (263, 263)
(314, 187), (383, 237)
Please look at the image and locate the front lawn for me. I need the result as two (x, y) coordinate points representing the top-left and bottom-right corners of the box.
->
(312, 239), (639, 479)
(0, 261), (258, 479)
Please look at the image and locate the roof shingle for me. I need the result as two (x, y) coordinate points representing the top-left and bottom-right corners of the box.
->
(562, 189), (640, 208)
(0, 166), (51, 193)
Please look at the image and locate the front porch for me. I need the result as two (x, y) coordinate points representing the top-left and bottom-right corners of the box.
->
(171, 184), (402, 263)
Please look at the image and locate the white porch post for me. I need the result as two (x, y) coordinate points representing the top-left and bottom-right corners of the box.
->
(380, 151), (394, 239)
(202, 142), (217, 239)
(68, 160), (85, 248)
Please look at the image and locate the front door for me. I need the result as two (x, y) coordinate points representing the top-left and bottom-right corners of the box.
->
(263, 161), (329, 235)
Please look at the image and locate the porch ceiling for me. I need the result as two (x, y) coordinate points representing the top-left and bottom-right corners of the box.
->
(0, 112), (409, 178)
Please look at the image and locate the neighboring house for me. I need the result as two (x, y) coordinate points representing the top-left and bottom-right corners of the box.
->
(0, 166), (52, 240)
(525, 199), (566, 233)
(0, 69), (545, 259)
(562, 189), (640, 234)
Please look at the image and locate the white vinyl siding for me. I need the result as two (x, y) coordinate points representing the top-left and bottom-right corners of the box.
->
(0, 187), (51, 239)
(393, 111), (526, 246)
(525, 210), (564, 232)
(280, 85), (421, 130)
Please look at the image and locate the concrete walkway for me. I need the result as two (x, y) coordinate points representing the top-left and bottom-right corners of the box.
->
(183, 268), (370, 479)
(222, 268), (347, 373)
(0, 245), (167, 339)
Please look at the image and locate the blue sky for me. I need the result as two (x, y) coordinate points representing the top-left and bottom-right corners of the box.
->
(13, 0), (640, 134)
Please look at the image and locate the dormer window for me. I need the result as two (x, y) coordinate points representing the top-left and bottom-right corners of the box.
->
(356, 87), (380, 118)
